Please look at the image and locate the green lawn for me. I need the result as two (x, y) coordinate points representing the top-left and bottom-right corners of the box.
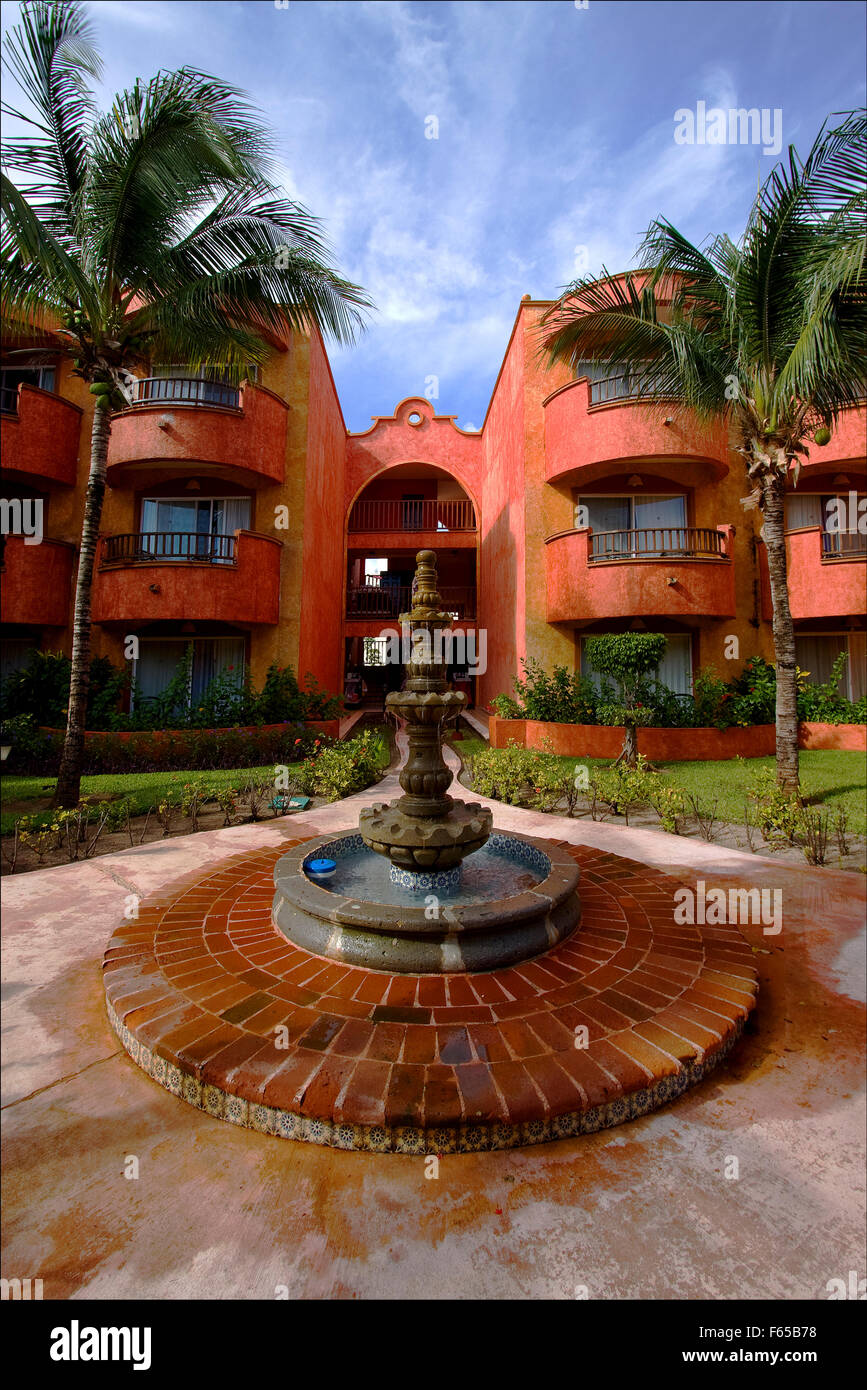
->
(1, 723), (394, 834)
(0, 764), (290, 834)
(451, 738), (867, 835)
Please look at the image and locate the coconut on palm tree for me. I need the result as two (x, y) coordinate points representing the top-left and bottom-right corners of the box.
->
(540, 111), (866, 791)
(1, 0), (371, 807)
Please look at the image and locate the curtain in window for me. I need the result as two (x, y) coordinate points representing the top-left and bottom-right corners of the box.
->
(784, 494), (822, 530)
(218, 498), (251, 562)
(190, 638), (245, 701)
(134, 638), (245, 708)
(655, 635), (692, 694)
(134, 641), (190, 703)
(848, 633), (866, 700)
(794, 634), (845, 687)
(632, 495), (687, 554)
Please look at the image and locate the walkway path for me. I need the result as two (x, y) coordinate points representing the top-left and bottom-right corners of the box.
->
(2, 757), (864, 1298)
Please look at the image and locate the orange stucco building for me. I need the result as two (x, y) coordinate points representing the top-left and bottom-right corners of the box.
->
(2, 296), (865, 713)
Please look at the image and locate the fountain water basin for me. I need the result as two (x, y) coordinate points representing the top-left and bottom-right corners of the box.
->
(273, 830), (581, 974)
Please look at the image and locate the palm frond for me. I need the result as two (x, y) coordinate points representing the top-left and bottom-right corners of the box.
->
(1, 0), (100, 232)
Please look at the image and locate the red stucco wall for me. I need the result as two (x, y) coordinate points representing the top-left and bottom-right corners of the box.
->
(1, 536), (76, 627)
(1, 385), (82, 487)
(298, 326), (349, 692)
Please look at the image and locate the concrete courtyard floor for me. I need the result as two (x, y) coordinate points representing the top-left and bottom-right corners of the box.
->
(2, 752), (865, 1300)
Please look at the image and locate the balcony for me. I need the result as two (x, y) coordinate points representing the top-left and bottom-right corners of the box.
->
(0, 536), (75, 627)
(106, 379), (289, 488)
(93, 530), (282, 626)
(797, 403), (867, 475)
(0, 384), (82, 486)
(347, 578), (476, 619)
(545, 526), (735, 623)
(347, 497), (477, 548)
(542, 377), (729, 488)
(759, 528), (866, 622)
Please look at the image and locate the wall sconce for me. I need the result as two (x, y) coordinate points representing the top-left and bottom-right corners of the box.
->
(157, 415), (172, 431)
(663, 417), (674, 426)
(666, 577), (677, 586)
(148, 583), (161, 594)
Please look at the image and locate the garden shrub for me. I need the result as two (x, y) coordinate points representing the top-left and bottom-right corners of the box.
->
(467, 741), (559, 806)
(584, 634), (669, 764)
(0, 648), (342, 734)
(512, 659), (598, 724)
(295, 730), (384, 801)
(489, 651), (867, 732)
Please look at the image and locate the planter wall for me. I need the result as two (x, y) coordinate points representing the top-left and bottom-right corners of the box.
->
(488, 715), (866, 760)
(799, 721), (867, 752)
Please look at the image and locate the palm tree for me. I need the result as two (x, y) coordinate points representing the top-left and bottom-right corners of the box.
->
(1, 0), (370, 807)
(540, 111), (866, 791)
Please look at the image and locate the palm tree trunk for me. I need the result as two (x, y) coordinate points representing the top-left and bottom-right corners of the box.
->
(53, 405), (111, 808)
(761, 475), (800, 793)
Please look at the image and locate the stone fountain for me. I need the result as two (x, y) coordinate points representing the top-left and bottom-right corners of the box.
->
(359, 548), (492, 886)
(273, 549), (582, 973)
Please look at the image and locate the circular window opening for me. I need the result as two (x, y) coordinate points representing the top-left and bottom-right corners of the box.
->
(407, 411), (422, 426)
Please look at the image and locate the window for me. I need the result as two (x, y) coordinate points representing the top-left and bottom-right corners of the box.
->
(0, 638), (38, 682)
(784, 493), (866, 556)
(580, 633), (693, 696)
(140, 496), (251, 562)
(795, 633), (866, 701)
(0, 364), (56, 412)
(576, 493), (687, 556)
(133, 637), (245, 709)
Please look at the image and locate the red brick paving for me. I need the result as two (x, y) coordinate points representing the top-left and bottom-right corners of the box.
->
(104, 840), (758, 1136)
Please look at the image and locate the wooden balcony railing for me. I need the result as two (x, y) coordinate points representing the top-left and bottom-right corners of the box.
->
(347, 580), (476, 618)
(347, 498), (476, 533)
(588, 527), (728, 561)
(126, 377), (241, 409)
(101, 532), (237, 565)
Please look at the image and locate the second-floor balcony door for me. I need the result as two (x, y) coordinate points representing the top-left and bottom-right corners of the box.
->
(580, 494), (687, 557)
(140, 496), (251, 563)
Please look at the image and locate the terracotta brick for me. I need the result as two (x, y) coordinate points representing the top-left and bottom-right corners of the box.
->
(421, 1065), (463, 1126)
(384, 1063), (426, 1126)
(336, 1059), (391, 1125)
(454, 1063), (508, 1123)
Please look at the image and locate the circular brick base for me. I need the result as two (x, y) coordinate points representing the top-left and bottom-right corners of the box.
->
(103, 840), (758, 1153)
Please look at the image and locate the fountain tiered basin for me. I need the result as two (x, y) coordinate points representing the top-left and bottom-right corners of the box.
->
(273, 829), (581, 973)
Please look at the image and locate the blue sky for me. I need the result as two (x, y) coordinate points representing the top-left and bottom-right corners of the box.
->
(2, 0), (865, 429)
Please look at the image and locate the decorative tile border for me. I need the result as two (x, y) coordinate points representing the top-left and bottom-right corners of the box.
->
(105, 995), (744, 1154)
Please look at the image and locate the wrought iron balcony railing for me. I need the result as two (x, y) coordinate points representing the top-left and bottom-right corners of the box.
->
(347, 580), (476, 618)
(101, 532), (237, 565)
(588, 527), (727, 561)
(347, 498), (476, 533)
(125, 377), (241, 409)
(588, 373), (669, 405)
